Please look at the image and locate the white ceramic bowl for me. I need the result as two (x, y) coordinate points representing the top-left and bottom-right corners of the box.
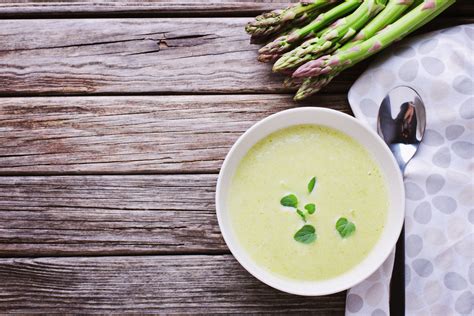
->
(216, 107), (404, 296)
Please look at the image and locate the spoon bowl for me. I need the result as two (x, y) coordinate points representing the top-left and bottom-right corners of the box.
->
(377, 85), (426, 172)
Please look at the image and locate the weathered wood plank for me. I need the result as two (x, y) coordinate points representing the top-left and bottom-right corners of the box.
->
(0, 94), (350, 174)
(0, 1), (295, 18)
(0, 255), (345, 314)
(0, 17), (346, 95)
(0, 0), (471, 17)
(0, 16), (469, 96)
(0, 174), (224, 256)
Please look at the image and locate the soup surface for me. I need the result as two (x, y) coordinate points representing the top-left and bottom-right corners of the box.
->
(228, 124), (388, 281)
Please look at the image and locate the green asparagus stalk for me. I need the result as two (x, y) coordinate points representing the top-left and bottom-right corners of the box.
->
(290, 0), (415, 93)
(273, 0), (387, 72)
(294, 0), (456, 100)
(342, 0), (415, 50)
(257, 0), (362, 63)
(246, 0), (337, 44)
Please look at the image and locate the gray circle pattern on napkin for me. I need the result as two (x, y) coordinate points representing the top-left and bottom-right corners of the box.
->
(346, 24), (474, 316)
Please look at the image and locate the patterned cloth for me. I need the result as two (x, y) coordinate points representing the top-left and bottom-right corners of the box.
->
(346, 25), (474, 316)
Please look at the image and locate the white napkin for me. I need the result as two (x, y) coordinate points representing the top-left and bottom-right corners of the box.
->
(346, 24), (474, 316)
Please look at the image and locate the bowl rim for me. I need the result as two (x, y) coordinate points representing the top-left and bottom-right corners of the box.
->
(215, 107), (405, 296)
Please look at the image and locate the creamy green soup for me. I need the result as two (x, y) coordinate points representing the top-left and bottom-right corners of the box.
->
(228, 125), (388, 281)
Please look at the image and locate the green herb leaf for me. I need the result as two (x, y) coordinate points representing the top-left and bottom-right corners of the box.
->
(294, 225), (316, 244)
(304, 203), (316, 214)
(336, 217), (356, 238)
(296, 209), (306, 222)
(280, 194), (298, 208)
(308, 177), (317, 193)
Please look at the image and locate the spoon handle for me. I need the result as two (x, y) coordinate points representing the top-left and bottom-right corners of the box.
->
(390, 226), (405, 316)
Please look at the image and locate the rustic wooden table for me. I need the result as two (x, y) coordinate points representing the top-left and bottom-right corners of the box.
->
(0, 1), (470, 314)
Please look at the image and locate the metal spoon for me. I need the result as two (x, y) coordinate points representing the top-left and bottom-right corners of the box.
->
(377, 85), (426, 316)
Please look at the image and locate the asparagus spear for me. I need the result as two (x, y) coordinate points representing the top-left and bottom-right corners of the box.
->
(291, 0), (415, 92)
(294, 0), (456, 100)
(246, 0), (338, 44)
(273, 0), (387, 72)
(342, 0), (416, 50)
(258, 0), (362, 63)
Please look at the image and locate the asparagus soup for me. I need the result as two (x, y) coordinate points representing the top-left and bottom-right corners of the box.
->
(228, 124), (388, 281)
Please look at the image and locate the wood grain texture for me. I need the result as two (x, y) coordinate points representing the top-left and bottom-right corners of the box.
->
(0, 1), (300, 17)
(0, 4), (468, 315)
(0, 94), (350, 174)
(0, 174), (223, 256)
(0, 17), (353, 95)
(0, 15), (469, 96)
(0, 0), (471, 17)
(0, 255), (346, 314)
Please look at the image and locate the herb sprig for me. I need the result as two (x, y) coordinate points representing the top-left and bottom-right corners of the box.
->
(279, 176), (358, 244)
(336, 217), (356, 238)
(280, 194), (298, 208)
(294, 225), (316, 244)
(304, 203), (316, 214)
(279, 176), (318, 244)
(296, 209), (306, 222)
(308, 177), (317, 193)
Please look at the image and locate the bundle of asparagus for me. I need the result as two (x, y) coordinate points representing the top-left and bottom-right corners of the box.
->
(245, 0), (456, 100)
